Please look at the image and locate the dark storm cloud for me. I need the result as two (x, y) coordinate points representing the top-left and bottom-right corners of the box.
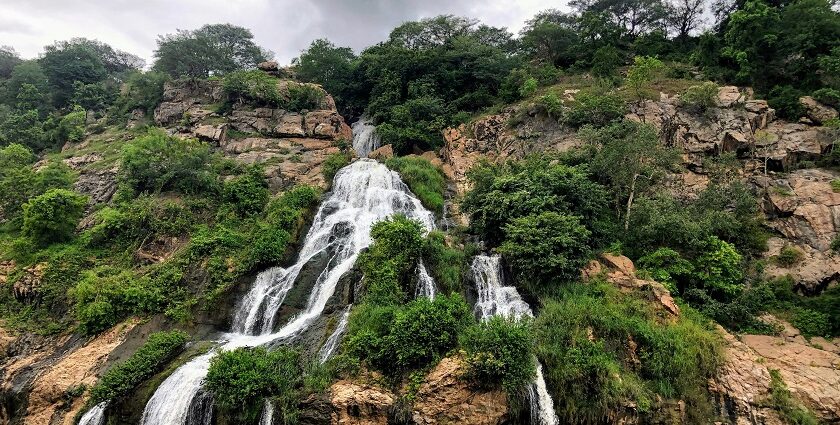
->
(1, 0), (560, 65)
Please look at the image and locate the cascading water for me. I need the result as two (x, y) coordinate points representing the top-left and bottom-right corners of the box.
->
(351, 117), (381, 158)
(78, 402), (107, 425)
(318, 304), (352, 363)
(259, 399), (275, 425)
(141, 159), (437, 425)
(470, 255), (559, 425)
(415, 260), (436, 299)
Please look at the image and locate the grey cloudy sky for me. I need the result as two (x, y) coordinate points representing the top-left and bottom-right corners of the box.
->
(1, 0), (568, 66)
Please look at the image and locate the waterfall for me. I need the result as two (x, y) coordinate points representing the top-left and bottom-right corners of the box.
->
(470, 255), (558, 425)
(78, 402), (107, 425)
(415, 260), (437, 299)
(259, 399), (275, 425)
(318, 304), (352, 363)
(141, 159), (436, 425)
(351, 117), (380, 158)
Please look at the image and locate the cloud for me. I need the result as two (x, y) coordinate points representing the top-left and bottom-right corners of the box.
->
(0, 0), (562, 64)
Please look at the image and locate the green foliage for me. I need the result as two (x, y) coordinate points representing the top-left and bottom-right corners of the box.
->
(813, 88), (840, 108)
(461, 317), (535, 393)
(120, 128), (216, 195)
(536, 92), (563, 120)
(385, 156), (446, 214)
(637, 247), (693, 292)
(625, 56), (665, 100)
(206, 347), (301, 423)
(0, 144), (74, 224)
(294, 39), (360, 115)
(223, 69), (282, 107)
(562, 90), (626, 128)
(21, 188), (87, 246)
(286, 82), (325, 111)
(153, 24), (269, 79)
(322, 152), (351, 183)
(774, 245), (803, 267)
(681, 82), (719, 112)
(591, 45), (623, 79)
(358, 215), (425, 305)
(89, 330), (188, 404)
(535, 281), (723, 423)
(462, 155), (610, 248)
(223, 166), (269, 216)
(0, 109), (50, 151)
(791, 309), (830, 338)
(421, 231), (466, 295)
(832, 236), (840, 253)
(768, 86), (805, 121)
(57, 105), (86, 143)
(498, 212), (592, 291)
(346, 294), (472, 375)
(831, 179), (840, 193)
(519, 77), (538, 98)
(114, 71), (168, 115)
(767, 369), (820, 425)
(691, 237), (743, 300)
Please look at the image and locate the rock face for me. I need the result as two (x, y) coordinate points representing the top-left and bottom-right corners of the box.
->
(412, 357), (508, 425)
(153, 76), (352, 191)
(584, 253), (680, 317)
(330, 379), (394, 425)
(799, 96), (839, 125)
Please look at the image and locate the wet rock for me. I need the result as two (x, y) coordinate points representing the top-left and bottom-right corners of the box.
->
(368, 144), (393, 160)
(412, 357), (508, 425)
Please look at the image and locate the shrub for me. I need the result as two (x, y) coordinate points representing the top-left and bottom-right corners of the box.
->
(121, 128), (216, 195)
(768, 85), (805, 121)
(692, 237), (744, 300)
(115, 71), (168, 115)
(21, 188), (87, 246)
(498, 212), (592, 291)
(206, 347), (301, 423)
(792, 308), (830, 338)
(422, 231), (465, 295)
(591, 45), (622, 79)
(56, 105), (86, 143)
(287, 82), (324, 111)
(519, 77), (538, 98)
(223, 166), (269, 216)
(534, 281), (723, 423)
(385, 156), (446, 214)
(812, 88), (840, 108)
(767, 369), (820, 425)
(461, 317), (535, 393)
(562, 91), (625, 128)
(89, 330), (188, 404)
(358, 215), (425, 305)
(625, 56), (665, 100)
(346, 294), (472, 374)
(70, 267), (166, 334)
(322, 152), (351, 183)
(536, 92), (563, 120)
(774, 245), (803, 267)
(223, 69), (282, 107)
(637, 248), (693, 292)
(681, 82), (719, 112)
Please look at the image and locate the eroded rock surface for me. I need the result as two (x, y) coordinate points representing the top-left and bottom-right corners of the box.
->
(330, 379), (394, 425)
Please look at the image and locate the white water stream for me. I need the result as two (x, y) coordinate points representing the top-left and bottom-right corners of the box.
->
(470, 255), (559, 425)
(78, 402), (107, 425)
(140, 159), (436, 424)
(351, 117), (381, 157)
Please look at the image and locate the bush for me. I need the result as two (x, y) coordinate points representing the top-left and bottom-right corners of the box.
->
(322, 152), (351, 183)
(519, 77), (538, 98)
(206, 347), (302, 424)
(692, 237), (744, 300)
(121, 128), (216, 195)
(461, 317), (535, 393)
(637, 248), (693, 292)
(115, 71), (168, 115)
(792, 308), (830, 338)
(591, 46), (622, 79)
(768, 85), (805, 121)
(385, 156), (446, 214)
(422, 231), (466, 295)
(358, 215), (425, 305)
(21, 188), (87, 246)
(813, 88), (840, 108)
(681, 82), (719, 112)
(287, 82), (325, 111)
(625, 56), (665, 100)
(499, 212), (592, 292)
(70, 267), (166, 334)
(562, 91), (626, 128)
(56, 105), (86, 143)
(534, 281), (723, 423)
(774, 245), (804, 267)
(89, 330), (188, 404)
(223, 166), (269, 216)
(223, 69), (282, 107)
(346, 294), (472, 374)
(536, 92), (563, 120)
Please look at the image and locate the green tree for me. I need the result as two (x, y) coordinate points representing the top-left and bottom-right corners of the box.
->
(22, 188), (87, 246)
(692, 236), (744, 300)
(114, 71), (168, 116)
(498, 212), (593, 290)
(625, 55), (665, 100)
(120, 129), (215, 194)
(585, 121), (680, 230)
(0, 109), (48, 151)
(591, 45), (623, 78)
(57, 105), (86, 143)
(519, 10), (582, 67)
(153, 24), (271, 79)
(0, 45), (21, 79)
(3, 61), (50, 112)
(461, 316), (536, 393)
(294, 39), (362, 114)
(39, 40), (108, 107)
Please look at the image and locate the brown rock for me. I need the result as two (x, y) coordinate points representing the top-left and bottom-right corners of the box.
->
(330, 380), (394, 425)
(24, 320), (138, 425)
(0, 260), (16, 285)
(369, 144), (394, 160)
(717, 86), (747, 108)
(799, 96), (838, 125)
(412, 357), (508, 425)
(13, 263), (47, 301)
(192, 124), (227, 144)
(305, 111), (352, 140)
(597, 254), (680, 316)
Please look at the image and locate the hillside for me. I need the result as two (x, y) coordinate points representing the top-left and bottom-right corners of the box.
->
(0, 4), (839, 425)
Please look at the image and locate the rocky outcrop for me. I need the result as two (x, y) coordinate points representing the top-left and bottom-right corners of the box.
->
(711, 328), (840, 424)
(800, 96), (839, 125)
(583, 253), (680, 317)
(412, 357), (508, 425)
(330, 379), (394, 425)
(12, 263), (46, 302)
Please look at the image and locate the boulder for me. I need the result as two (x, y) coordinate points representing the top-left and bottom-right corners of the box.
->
(762, 237), (840, 293)
(74, 167), (118, 205)
(330, 379), (394, 425)
(412, 357), (508, 425)
(765, 169), (840, 252)
(799, 96), (839, 125)
(368, 144), (394, 160)
(13, 263), (46, 301)
(192, 124), (227, 144)
(591, 254), (680, 317)
(717, 86), (747, 108)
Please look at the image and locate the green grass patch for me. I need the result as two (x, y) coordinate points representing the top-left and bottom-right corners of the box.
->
(385, 156), (446, 215)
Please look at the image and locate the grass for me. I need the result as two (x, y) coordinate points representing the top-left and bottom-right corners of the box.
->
(831, 179), (840, 193)
(765, 369), (820, 425)
(384, 156), (446, 215)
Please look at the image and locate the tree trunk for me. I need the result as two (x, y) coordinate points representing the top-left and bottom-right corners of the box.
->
(624, 173), (639, 232)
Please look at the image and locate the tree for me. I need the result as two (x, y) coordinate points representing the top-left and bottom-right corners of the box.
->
(0, 109), (48, 151)
(0, 46), (21, 80)
(114, 71), (168, 115)
(293, 39), (361, 114)
(3, 61), (50, 112)
(591, 45), (623, 78)
(153, 24), (271, 79)
(666, 0), (707, 40)
(625, 55), (665, 100)
(586, 121), (680, 230)
(120, 129), (215, 194)
(22, 188), (87, 245)
(39, 40), (108, 107)
(71, 81), (116, 114)
(571, 0), (669, 37)
(498, 212), (593, 289)
(519, 10), (582, 67)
